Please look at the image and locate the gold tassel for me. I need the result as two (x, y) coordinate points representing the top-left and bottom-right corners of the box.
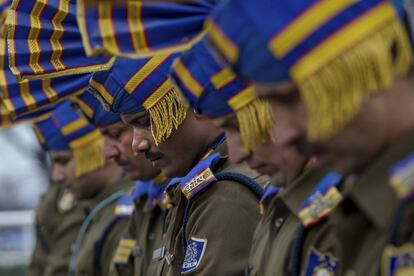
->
(147, 88), (187, 145)
(71, 131), (106, 177)
(300, 21), (413, 141)
(236, 98), (273, 153)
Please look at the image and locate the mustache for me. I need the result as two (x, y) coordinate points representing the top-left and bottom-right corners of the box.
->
(145, 150), (163, 162)
(115, 156), (129, 167)
(295, 139), (325, 156)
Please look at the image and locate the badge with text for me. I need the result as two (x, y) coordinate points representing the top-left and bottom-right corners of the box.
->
(305, 248), (338, 276)
(181, 237), (207, 274)
(382, 243), (414, 276)
(299, 172), (342, 227)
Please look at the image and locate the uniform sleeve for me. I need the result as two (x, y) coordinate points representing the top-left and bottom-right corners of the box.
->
(100, 218), (131, 276)
(183, 180), (261, 276)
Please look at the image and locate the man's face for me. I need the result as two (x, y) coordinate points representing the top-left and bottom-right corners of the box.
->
(122, 110), (218, 178)
(214, 113), (307, 187)
(50, 150), (107, 200)
(102, 122), (160, 181)
(255, 82), (389, 175)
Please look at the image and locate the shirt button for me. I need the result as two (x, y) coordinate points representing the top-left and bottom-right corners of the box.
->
(148, 232), (155, 240)
(275, 217), (284, 228)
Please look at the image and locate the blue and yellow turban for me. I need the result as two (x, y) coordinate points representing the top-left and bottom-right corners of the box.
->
(170, 38), (272, 152)
(33, 101), (106, 176)
(89, 54), (185, 145)
(206, 0), (413, 140)
(6, 0), (215, 80)
(77, 0), (215, 58)
(74, 91), (121, 128)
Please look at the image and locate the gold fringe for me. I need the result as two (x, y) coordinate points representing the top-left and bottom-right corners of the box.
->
(147, 88), (187, 145)
(236, 98), (273, 152)
(300, 21), (413, 141)
(72, 136), (106, 177)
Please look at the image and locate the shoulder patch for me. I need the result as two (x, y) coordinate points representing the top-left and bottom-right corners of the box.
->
(305, 247), (338, 276)
(382, 243), (414, 276)
(389, 153), (414, 199)
(114, 195), (135, 216)
(58, 190), (75, 212)
(182, 237), (207, 274)
(299, 172), (342, 227)
(112, 238), (137, 266)
(180, 153), (221, 200)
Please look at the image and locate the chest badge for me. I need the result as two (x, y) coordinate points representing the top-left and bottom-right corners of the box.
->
(181, 237), (207, 274)
(382, 243), (414, 276)
(305, 248), (338, 276)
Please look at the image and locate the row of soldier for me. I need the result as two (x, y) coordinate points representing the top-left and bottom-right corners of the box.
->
(1, 0), (411, 275)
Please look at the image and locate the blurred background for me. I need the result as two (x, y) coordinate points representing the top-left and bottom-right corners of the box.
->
(0, 125), (49, 275)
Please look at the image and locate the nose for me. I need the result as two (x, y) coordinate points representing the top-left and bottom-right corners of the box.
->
(104, 137), (120, 159)
(226, 131), (250, 164)
(52, 165), (65, 185)
(132, 127), (151, 154)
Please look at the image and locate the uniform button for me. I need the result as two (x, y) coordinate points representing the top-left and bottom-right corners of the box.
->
(132, 246), (143, 257)
(148, 232), (155, 240)
(275, 217), (284, 228)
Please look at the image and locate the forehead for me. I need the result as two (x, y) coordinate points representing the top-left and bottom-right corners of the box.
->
(121, 111), (148, 123)
(212, 112), (237, 126)
(102, 121), (127, 133)
(49, 150), (72, 159)
(254, 82), (298, 98)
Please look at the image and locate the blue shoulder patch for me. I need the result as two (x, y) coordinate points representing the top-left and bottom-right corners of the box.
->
(305, 248), (338, 276)
(382, 243), (414, 276)
(182, 237), (208, 274)
(114, 194), (135, 216)
(132, 181), (150, 200)
(389, 153), (414, 200)
(298, 172), (343, 227)
(180, 153), (221, 200)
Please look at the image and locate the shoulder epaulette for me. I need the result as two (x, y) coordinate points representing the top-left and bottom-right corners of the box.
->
(259, 185), (279, 214)
(114, 194), (135, 217)
(298, 172), (343, 228)
(180, 153), (221, 200)
(390, 153), (414, 200)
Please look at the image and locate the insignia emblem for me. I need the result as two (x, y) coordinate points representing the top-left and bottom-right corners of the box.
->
(389, 154), (414, 199)
(181, 237), (207, 274)
(299, 173), (342, 227)
(382, 243), (414, 276)
(182, 168), (216, 199)
(305, 248), (338, 276)
(58, 190), (75, 212)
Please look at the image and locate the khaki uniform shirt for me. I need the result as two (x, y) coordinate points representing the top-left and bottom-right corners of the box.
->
(112, 195), (167, 276)
(327, 127), (414, 276)
(73, 178), (132, 276)
(247, 168), (333, 276)
(160, 143), (269, 275)
(29, 184), (85, 276)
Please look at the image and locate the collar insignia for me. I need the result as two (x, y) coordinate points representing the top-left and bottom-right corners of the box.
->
(390, 153), (414, 200)
(58, 190), (75, 212)
(180, 153), (220, 200)
(299, 172), (342, 227)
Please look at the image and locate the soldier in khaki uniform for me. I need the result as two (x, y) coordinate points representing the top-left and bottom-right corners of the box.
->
(169, 37), (341, 275)
(75, 91), (169, 275)
(88, 54), (268, 275)
(29, 184), (85, 276)
(33, 101), (132, 276)
(207, 0), (414, 274)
